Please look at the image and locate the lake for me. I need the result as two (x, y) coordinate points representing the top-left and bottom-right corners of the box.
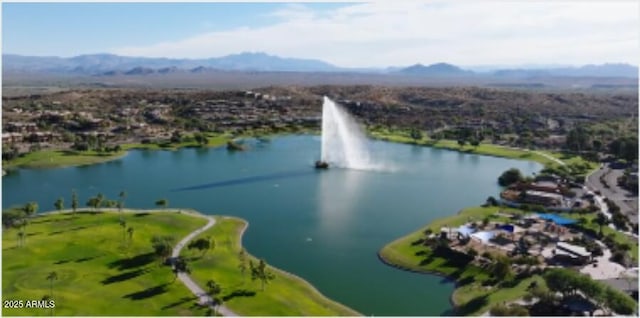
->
(2, 135), (541, 315)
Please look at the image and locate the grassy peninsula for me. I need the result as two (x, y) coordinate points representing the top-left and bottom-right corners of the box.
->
(2, 209), (358, 316)
(378, 206), (540, 315)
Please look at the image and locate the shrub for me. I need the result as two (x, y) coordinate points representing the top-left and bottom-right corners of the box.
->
(498, 168), (523, 186)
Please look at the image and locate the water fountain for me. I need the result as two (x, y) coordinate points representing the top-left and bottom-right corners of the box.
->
(316, 96), (373, 170)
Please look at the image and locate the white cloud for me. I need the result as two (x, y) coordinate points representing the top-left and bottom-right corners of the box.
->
(111, 1), (639, 67)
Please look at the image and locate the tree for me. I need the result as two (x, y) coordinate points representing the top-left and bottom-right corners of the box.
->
(206, 279), (223, 315)
(409, 128), (423, 143)
(119, 219), (127, 242)
(194, 133), (208, 146)
(3, 207), (27, 229)
(491, 256), (512, 281)
(118, 191), (126, 214)
(46, 271), (58, 298)
(86, 197), (99, 211)
(151, 235), (175, 262)
(594, 213), (609, 235)
(482, 217), (490, 228)
(188, 237), (213, 257)
(170, 130), (183, 144)
(96, 193), (104, 211)
(498, 168), (523, 186)
(24, 202), (39, 217)
(127, 227), (134, 244)
(172, 256), (190, 282)
(250, 259), (275, 291)
(485, 196), (499, 206)
(71, 190), (79, 214)
(238, 248), (248, 285)
(566, 125), (591, 152)
(470, 139), (480, 147)
(17, 230), (25, 247)
(457, 138), (467, 147)
(104, 200), (118, 208)
(54, 197), (64, 212)
(155, 199), (168, 209)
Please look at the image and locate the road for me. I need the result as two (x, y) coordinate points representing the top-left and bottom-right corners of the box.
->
(586, 163), (638, 226)
(172, 215), (238, 316)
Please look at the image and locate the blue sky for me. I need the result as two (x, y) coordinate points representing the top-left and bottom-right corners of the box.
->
(2, 2), (638, 67)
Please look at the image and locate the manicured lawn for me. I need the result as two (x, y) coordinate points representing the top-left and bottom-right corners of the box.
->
(451, 275), (546, 315)
(3, 150), (126, 169)
(181, 216), (360, 316)
(368, 130), (560, 167)
(378, 206), (505, 278)
(122, 132), (233, 151)
(2, 210), (208, 316)
(378, 205), (543, 315)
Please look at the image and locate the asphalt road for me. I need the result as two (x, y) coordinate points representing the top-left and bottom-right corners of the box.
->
(586, 164), (638, 225)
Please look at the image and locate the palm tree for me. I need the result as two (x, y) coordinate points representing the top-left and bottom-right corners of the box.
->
(250, 259), (275, 291)
(127, 227), (134, 244)
(54, 197), (64, 212)
(238, 249), (248, 285)
(47, 271), (58, 298)
(206, 279), (222, 315)
(594, 213), (609, 235)
(119, 219), (127, 242)
(17, 230), (25, 247)
(96, 193), (104, 211)
(118, 191), (126, 220)
(71, 190), (78, 214)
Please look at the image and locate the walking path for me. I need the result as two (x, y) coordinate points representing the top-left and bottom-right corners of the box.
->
(496, 145), (566, 166)
(37, 208), (239, 316)
(171, 215), (238, 316)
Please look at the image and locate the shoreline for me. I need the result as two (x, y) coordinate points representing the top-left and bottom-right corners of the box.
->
(376, 250), (460, 313)
(25, 208), (361, 316)
(4, 131), (559, 172)
(234, 218), (362, 316)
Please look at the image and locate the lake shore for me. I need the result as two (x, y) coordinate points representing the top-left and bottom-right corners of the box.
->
(377, 205), (544, 316)
(4, 129), (560, 171)
(3, 208), (360, 316)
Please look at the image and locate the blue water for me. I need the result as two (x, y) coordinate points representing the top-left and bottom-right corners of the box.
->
(2, 135), (541, 315)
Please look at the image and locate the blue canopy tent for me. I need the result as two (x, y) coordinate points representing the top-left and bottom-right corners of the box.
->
(537, 213), (577, 226)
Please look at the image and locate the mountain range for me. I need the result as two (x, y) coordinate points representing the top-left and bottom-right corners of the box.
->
(3, 52), (638, 78)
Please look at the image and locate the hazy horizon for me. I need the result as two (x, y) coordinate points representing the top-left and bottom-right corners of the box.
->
(2, 51), (636, 72)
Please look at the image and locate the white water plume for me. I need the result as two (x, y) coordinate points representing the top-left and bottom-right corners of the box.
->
(320, 96), (381, 170)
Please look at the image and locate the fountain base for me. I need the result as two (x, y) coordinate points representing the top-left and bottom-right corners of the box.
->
(315, 160), (329, 169)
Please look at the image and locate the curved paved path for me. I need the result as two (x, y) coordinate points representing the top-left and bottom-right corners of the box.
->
(172, 215), (238, 317)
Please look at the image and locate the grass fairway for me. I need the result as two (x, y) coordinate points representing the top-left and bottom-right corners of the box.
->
(379, 206), (541, 315)
(122, 132), (232, 151)
(2, 210), (209, 316)
(181, 216), (360, 316)
(3, 150), (126, 169)
(368, 129), (590, 168)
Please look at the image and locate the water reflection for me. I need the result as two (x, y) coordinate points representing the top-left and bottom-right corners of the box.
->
(317, 169), (366, 235)
(172, 170), (314, 191)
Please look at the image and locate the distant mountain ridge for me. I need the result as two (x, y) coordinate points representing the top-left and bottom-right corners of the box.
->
(2, 52), (637, 78)
(2, 52), (340, 74)
(397, 63), (474, 76)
